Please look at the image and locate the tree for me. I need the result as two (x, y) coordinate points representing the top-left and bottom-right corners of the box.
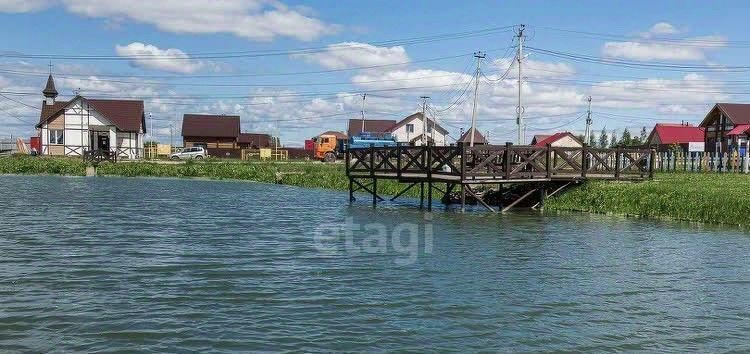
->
(588, 132), (597, 147)
(598, 127), (608, 148)
(610, 130), (618, 148)
(620, 128), (632, 146)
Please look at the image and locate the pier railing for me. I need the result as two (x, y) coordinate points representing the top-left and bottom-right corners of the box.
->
(347, 143), (654, 181)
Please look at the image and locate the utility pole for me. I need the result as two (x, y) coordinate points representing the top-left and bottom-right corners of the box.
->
(148, 112), (153, 143)
(470, 51), (485, 147)
(169, 121), (174, 149)
(420, 96), (430, 145)
(584, 96), (593, 145)
(360, 93), (366, 133)
(516, 24), (525, 145)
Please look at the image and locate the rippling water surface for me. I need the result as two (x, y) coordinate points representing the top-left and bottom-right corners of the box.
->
(2, 175), (750, 352)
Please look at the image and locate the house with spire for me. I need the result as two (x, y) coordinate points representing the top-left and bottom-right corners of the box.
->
(35, 74), (146, 159)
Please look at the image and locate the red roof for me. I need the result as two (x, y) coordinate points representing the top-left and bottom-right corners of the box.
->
(182, 114), (240, 138)
(726, 124), (750, 136)
(533, 132), (581, 147)
(649, 124), (704, 144)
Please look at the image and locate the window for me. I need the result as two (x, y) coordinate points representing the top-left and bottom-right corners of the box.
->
(406, 124), (414, 133)
(48, 129), (64, 145)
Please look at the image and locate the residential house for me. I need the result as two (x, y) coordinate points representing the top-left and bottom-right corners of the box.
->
(699, 103), (750, 153)
(36, 74), (145, 159)
(319, 130), (348, 141)
(457, 128), (488, 145)
(646, 123), (705, 152)
(182, 114), (241, 158)
(388, 112), (449, 146)
(532, 132), (583, 148)
(347, 119), (397, 137)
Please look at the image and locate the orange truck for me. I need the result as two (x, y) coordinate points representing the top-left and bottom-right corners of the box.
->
(313, 134), (345, 162)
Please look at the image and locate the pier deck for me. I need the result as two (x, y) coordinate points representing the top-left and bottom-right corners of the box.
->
(346, 142), (655, 211)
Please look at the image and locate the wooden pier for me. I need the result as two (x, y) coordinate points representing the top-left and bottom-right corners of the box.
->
(346, 142), (655, 212)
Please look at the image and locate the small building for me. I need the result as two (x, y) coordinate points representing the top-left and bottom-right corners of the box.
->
(347, 119), (397, 137)
(457, 128), (488, 145)
(646, 123), (705, 152)
(182, 114), (241, 158)
(35, 74), (145, 159)
(699, 103), (750, 152)
(532, 132), (583, 148)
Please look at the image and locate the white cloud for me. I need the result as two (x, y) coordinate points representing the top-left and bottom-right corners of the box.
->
(592, 73), (728, 114)
(293, 42), (409, 69)
(115, 42), (207, 74)
(0, 0), (338, 41)
(603, 23), (727, 61)
(647, 22), (680, 36)
(0, 0), (52, 13)
(491, 58), (575, 78)
(351, 69), (471, 91)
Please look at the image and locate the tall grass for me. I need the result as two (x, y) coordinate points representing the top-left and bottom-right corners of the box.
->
(0, 155), (86, 175)
(547, 172), (750, 225)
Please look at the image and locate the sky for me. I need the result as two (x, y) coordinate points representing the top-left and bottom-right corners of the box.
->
(0, 0), (748, 146)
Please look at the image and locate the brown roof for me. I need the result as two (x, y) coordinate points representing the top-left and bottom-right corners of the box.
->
(238, 133), (273, 147)
(182, 114), (240, 138)
(37, 97), (145, 132)
(347, 119), (397, 137)
(701, 103), (750, 126)
(388, 112), (448, 135)
(457, 128), (488, 144)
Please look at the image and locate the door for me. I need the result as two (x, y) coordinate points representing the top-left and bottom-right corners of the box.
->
(97, 135), (110, 151)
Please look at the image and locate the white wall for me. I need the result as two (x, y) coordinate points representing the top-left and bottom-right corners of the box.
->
(391, 115), (448, 146)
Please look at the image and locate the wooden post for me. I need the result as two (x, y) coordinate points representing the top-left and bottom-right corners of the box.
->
(545, 143), (552, 179)
(370, 144), (376, 207)
(419, 182), (425, 208)
(614, 147), (621, 180)
(427, 142), (433, 211)
(349, 178), (355, 202)
(497, 184), (504, 211)
(581, 143), (588, 178)
(460, 184), (466, 212)
(539, 187), (547, 210)
(459, 142), (466, 181)
(649, 149), (656, 179)
(396, 142), (402, 179)
(504, 142), (512, 180)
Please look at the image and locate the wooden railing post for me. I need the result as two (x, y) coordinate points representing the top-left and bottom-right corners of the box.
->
(614, 147), (621, 180)
(504, 142), (512, 180)
(345, 143), (351, 177)
(458, 142), (466, 180)
(581, 143), (588, 178)
(427, 141), (433, 211)
(545, 143), (552, 179)
(396, 142), (402, 178)
(369, 144), (375, 177)
(649, 149), (656, 179)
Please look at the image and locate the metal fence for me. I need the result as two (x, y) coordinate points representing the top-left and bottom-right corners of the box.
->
(656, 151), (750, 173)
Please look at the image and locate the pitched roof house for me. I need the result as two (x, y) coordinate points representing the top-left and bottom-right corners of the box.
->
(238, 133), (273, 149)
(36, 74), (146, 159)
(647, 123), (704, 151)
(347, 119), (397, 137)
(532, 132), (583, 148)
(388, 112), (449, 146)
(699, 103), (750, 152)
(457, 128), (488, 145)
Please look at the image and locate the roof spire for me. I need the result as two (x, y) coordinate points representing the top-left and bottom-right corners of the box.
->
(43, 73), (58, 99)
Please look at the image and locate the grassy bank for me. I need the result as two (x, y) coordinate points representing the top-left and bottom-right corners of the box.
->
(546, 173), (750, 225)
(0, 156), (418, 198)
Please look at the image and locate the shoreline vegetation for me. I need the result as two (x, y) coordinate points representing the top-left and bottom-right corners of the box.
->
(1, 155), (748, 225)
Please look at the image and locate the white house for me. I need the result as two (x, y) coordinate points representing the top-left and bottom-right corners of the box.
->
(389, 112), (449, 146)
(35, 74), (146, 159)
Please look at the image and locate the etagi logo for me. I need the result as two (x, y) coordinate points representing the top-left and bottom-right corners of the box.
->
(313, 215), (434, 266)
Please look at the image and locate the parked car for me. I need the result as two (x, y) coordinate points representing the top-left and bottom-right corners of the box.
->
(170, 147), (207, 160)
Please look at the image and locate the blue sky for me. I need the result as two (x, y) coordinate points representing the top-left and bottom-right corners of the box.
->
(0, 0), (748, 145)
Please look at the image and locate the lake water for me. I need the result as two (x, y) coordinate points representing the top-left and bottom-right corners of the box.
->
(1, 175), (750, 352)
